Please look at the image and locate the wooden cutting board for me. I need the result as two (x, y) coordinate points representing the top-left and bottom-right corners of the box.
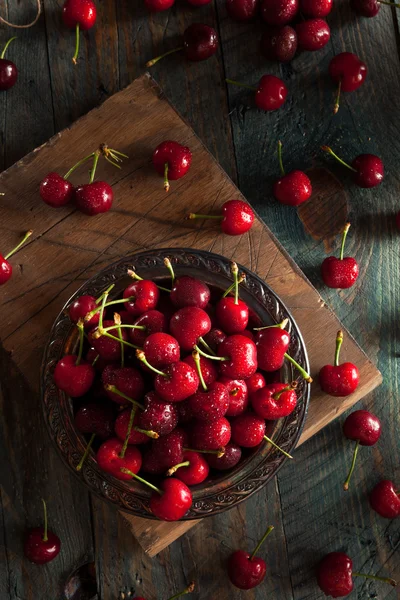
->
(0, 73), (381, 558)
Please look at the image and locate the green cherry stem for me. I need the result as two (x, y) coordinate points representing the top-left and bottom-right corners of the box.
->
(188, 212), (223, 221)
(183, 447), (225, 457)
(89, 151), (101, 184)
(146, 46), (184, 68)
(164, 162), (170, 192)
(352, 572), (397, 587)
(321, 146), (358, 173)
(231, 262), (239, 305)
(93, 327), (140, 350)
(334, 330), (344, 367)
(272, 381), (297, 400)
(76, 433), (95, 471)
(339, 223), (351, 260)
(0, 37), (17, 60)
(192, 350), (207, 391)
(277, 140), (285, 176)
(333, 79), (341, 115)
(253, 318), (289, 331)
(127, 269), (171, 293)
(119, 407), (136, 458)
(64, 152), (95, 180)
(166, 461), (191, 476)
(284, 353), (313, 383)
(91, 354), (100, 367)
(198, 336), (216, 356)
(100, 143), (129, 169)
(104, 385), (144, 410)
(120, 467), (162, 495)
(85, 297), (133, 321)
(95, 283), (115, 304)
(250, 525), (274, 560)
(222, 272), (246, 298)
(114, 313), (125, 369)
(225, 78), (257, 91)
(75, 319), (85, 366)
(134, 426), (159, 439)
(136, 350), (167, 377)
(72, 22), (80, 65)
(41, 498), (48, 542)
(101, 323), (146, 332)
(4, 229), (33, 260)
(168, 582), (195, 600)
(264, 436), (293, 459)
(164, 257), (175, 283)
(194, 344), (228, 362)
(343, 440), (360, 491)
(98, 290), (109, 331)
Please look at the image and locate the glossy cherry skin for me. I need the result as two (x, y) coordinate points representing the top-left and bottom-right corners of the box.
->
(319, 362), (359, 397)
(216, 297), (249, 334)
(173, 450), (209, 485)
(96, 438), (142, 480)
(219, 377), (248, 416)
(228, 550), (266, 590)
(150, 478), (192, 521)
(343, 410), (381, 446)
(115, 408), (152, 445)
(261, 0), (299, 25)
(206, 442), (242, 469)
(226, 0), (259, 21)
(321, 256), (359, 289)
(130, 310), (167, 346)
(170, 276), (210, 309)
(123, 280), (160, 316)
(251, 383), (297, 419)
(0, 255), (12, 284)
(300, 0), (333, 17)
(261, 26), (298, 62)
(75, 182), (113, 215)
(145, 0), (175, 10)
(351, 154), (384, 188)
(246, 372), (266, 395)
(155, 362), (199, 402)
(317, 552), (354, 598)
(189, 381), (230, 421)
(102, 365), (145, 404)
(255, 327), (290, 372)
(74, 402), (115, 439)
(170, 306), (211, 351)
(351, 0), (380, 17)
(191, 416), (231, 450)
(138, 391), (179, 436)
(296, 18), (330, 51)
(88, 320), (128, 361)
(369, 480), (400, 519)
(69, 294), (99, 328)
(0, 58), (18, 90)
(218, 335), (258, 379)
(153, 141), (192, 182)
(143, 332), (180, 368)
(231, 413), (265, 447)
(152, 428), (188, 468)
(24, 529), (61, 565)
(183, 354), (218, 385)
(183, 24), (219, 61)
(329, 53), (367, 93)
(203, 327), (227, 351)
(273, 170), (312, 206)
(221, 200), (255, 235)
(40, 173), (74, 207)
(62, 0), (97, 30)
(54, 355), (95, 398)
(255, 75), (287, 111)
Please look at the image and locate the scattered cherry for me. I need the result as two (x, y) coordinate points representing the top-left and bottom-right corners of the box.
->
(342, 410), (381, 491)
(146, 23), (218, 68)
(351, 0), (380, 17)
(296, 18), (331, 51)
(322, 145), (384, 188)
(40, 172), (75, 208)
(319, 330), (360, 397)
(226, 0), (259, 21)
(0, 229), (32, 285)
(152, 141), (192, 192)
(24, 499), (61, 564)
(226, 74), (288, 111)
(62, 0), (97, 64)
(75, 181), (113, 215)
(0, 37), (18, 91)
(321, 223), (359, 289)
(329, 52), (367, 114)
(261, 26), (298, 63)
(369, 480), (400, 519)
(228, 525), (274, 589)
(261, 0), (299, 25)
(188, 199), (254, 235)
(273, 140), (312, 206)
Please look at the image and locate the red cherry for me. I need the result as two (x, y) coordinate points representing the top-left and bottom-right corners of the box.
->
(170, 276), (210, 309)
(0, 230), (32, 285)
(322, 145), (384, 188)
(218, 334), (258, 379)
(129, 309), (167, 346)
(216, 262), (249, 333)
(145, 0), (175, 10)
(321, 223), (359, 289)
(246, 372), (266, 395)
(69, 294), (99, 328)
(369, 480), (400, 519)
(24, 500), (61, 565)
(183, 354), (218, 385)
(300, 0), (333, 17)
(231, 412), (265, 447)
(351, 0), (380, 17)
(152, 141), (192, 192)
(183, 23), (219, 61)
(219, 377), (248, 416)
(203, 328), (227, 352)
(123, 279), (160, 316)
(329, 53), (367, 114)
(85, 347), (116, 372)
(226, 0), (259, 21)
(150, 478), (193, 521)
(273, 141), (312, 206)
(296, 18), (330, 51)
(138, 391), (179, 436)
(251, 382), (297, 419)
(255, 322), (290, 371)
(261, 0), (299, 25)
(342, 410), (381, 491)
(97, 438), (142, 480)
(0, 38), (18, 90)
(189, 199), (254, 236)
(189, 381), (230, 421)
(206, 442), (242, 470)
(255, 75), (287, 111)
(319, 330), (360, 396)
(261, 26), (298, 63)
(168, 450), (209, 485)
(40, 172), (74, 207)
(62, 0), (97, 64)
(115, 408), (153, 445)
(143, 332), (180, 369)
(151, 428), (188, 468)
(170, 306), (211, 351)
(228, 526), (274, 590)
(74, 402), (115, 439)
(88, 320), (128, 361)
(54, 354), (95, 398)
(102, 365), (145, 405)
(148, 360), (199, 403)
(75, 181), (113, 215)
(191, 416), (231, 450)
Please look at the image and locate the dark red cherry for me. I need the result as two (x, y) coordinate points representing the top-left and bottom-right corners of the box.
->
(322, 145), (384, 188)
(342, 410), (381, 491)
(69, 295), (99, 328)
(206, 442), (242, 470)
(228, 526), (274, 590)
(129, 310), (167, 346)
(143, 332), (180, 369)
(170, 276), (210, 309)
(261, 26), (298, 63)
(102, 365), (145, 405)
(24, 500), (61, 565)
(75, 181), (113, 215)
(226, 0), (259, 21)
(256, 75), (287, 111)
(151, 427), (188, 468)
(261, 0), (299, 25)
(219, 377), (249, 416)
(138, 391), (179, 436)
(149, 478), (192, 521)
(296, 18), (330, 51)
(0, 38), (18, 91)
(218, 334), (258, 379)
(351, 0), (380, 17)
(115, 408), (154, 445)
(152, 141), (192, 192)
(369, 480), (400, 519)
(191, 416), (231, 450)
(97, 438), (142, 480)
(319, 331), (360, 396)
(329, 53), (367, 93)
(203, 328), (227, 352)
(170, 306), (211, 351)
(123, 280), (160, 316)
(74, 402), (115, 440)
(188, 381), (230, 421)
(88, 320), (128, 361)
(40, 172), (74, 208)
(300, 0), (333, 17)
(183, 23), (219, 61)
(54, 354), (95, 398)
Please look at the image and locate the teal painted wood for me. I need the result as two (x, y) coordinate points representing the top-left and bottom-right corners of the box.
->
(0, 1), (399, 599)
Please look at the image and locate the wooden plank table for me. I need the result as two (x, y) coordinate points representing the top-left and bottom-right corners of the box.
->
(0, 2), (399, 600)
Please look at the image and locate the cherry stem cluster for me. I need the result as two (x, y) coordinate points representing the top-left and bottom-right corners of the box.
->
(222, 272), (246, 299)
(194, 344), (228, 362)
(4, 229), (32, 261)
(136, 350), (168, 377)
(76, 433), (95, 471)
(64, 144), (128, 181)
(127, 269), (171, 293)
(250, 525), (274, 560)
(96, 283), (115, 304)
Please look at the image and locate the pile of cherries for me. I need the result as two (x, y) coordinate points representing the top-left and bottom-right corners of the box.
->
(53, 257), (313, 523)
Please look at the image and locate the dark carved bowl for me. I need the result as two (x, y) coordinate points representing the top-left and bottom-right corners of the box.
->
(41, 248), (310, 519)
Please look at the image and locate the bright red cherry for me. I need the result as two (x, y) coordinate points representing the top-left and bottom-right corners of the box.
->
(74, 402), (115, 440)
(300, 0), (333, 17)
(170, 306), (211, 351)
(88, 320), (128, 361)
(321, 223), (359, 289)
(351, 0), (380, 17)
(206, 442), (242, 470)
(146, 24), (218, 69)
(62, 0), (97, 64)
(273, 140), (312, 206)
(75, 181), (113, 215)
(246, 372), (266, 395)
(231, 412), (293, 458)
(228, 525), (274, 589)
(170, 276), (210, 309)
(24, 500), (61, 565)
(216, 262), (249, 334)
(145, 0), (175, 10)
(143, 332), (180, 369)
(150, 478), (193, 521)
(0, 229), (32, 285)
(226, 0), (259, 21)
(167, 450), (209, 485)
(317, 552), (396, 598)
(123, 278), (160, 316)
(251, 382), (297, 419)
(54, 354), (95, 398)
(256, 75), (287, 111)
(129, 310), (167, 346)
(97, 438), (142, 480)
(319, 330), (360, 397)
(329, 53), (367, 114)
(322, 145), (384, 188)
(255, 320), (289, 371)
(0, 37), (18, 91)
(296, 18), (330, 51)
(138, 391), (179, 436)
(191, 416), (231, 450)
(69, 294), (99, 328)
(40, 172), (74, 208)
(219, 376), (248, 416)
(261, 0), (299, 25)
(189, 199), (254, 236)
(137, 352), (200, 403)
(369, 480), (400, 519)
(261, 26), (298, 62)
(189, 381), (230, 421)
(152, 141), (192, 192)
(342, 410), (381, 491)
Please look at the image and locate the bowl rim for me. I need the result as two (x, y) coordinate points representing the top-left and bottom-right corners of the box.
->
(41, 247), (311, 519)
